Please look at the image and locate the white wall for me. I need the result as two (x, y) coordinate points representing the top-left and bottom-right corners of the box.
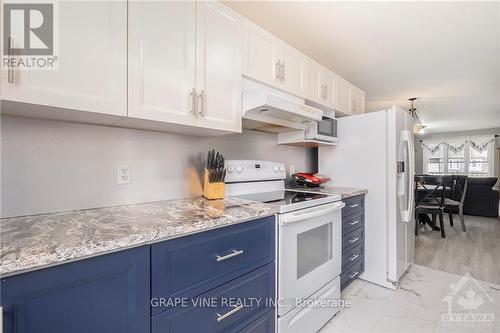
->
(0, 116), (314, 218)
(415, 128), (500, 177)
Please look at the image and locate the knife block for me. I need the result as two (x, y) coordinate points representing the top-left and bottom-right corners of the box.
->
(203, 169), (225, 200)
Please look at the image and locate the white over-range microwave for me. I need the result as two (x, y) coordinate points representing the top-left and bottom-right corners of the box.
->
(278, 116), (338, 145)
(305, 116), (338, 142)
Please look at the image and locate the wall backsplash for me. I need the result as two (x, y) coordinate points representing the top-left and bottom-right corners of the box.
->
(1, 116), (314, 218)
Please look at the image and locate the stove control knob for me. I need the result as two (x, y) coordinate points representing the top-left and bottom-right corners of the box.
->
(273, 166), (279, 172)
(279, 166), (285, 172)
(227, 166), (234, 173)
(236, 166), (243, 173)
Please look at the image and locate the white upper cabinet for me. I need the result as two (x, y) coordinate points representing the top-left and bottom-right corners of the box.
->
(306, 62), (323, 103)
(128, 1), (241, 133)
(242, 20), (307, 98)
(350, 85), (366, 115)
(242, 17), (365, 116)
(281, 45), (308, 97)
(195, 2), (242, 132)
(242, 20), (281, 87)
(128, 1), (196, 126)
(334, 74), (352, 115)
(1, 0), (127, 116)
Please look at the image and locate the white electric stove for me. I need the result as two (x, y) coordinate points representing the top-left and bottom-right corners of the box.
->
(225, 160), (344, 333)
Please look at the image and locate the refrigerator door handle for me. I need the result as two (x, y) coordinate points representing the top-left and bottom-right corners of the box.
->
(401, 130), (414, 223)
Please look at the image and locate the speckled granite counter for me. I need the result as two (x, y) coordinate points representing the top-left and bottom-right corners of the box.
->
(0, 197), (277, 278)
(287, 186), (368, 199)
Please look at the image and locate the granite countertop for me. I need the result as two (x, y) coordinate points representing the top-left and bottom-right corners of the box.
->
(287, 185), (368, 199)
(0, 197), (277, 278)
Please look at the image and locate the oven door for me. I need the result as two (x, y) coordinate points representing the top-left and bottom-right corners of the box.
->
(278, 201), (344, 316)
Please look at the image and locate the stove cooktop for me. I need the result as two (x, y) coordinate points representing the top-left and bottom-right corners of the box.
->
(235, 190), (341, 214)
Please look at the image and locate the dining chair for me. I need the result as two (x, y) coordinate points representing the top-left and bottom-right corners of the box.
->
(415, 175), (455, 238)
(444, 175), (468, 232)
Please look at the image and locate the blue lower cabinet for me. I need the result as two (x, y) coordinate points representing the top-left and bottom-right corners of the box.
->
(238, 311), (275, 333)
(1, 246), (150, 333)
(152, 216), (275, 315)
(151, 264), (275, 333)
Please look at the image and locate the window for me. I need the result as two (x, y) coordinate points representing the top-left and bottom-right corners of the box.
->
(447, 149), (465, 174)
(422, 136), (495, 177)
(424, 144), (445, 175)
(469, 148), (489, 176)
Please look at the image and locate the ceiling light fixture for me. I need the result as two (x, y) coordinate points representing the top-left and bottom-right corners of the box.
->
(408, 97), (425, 134)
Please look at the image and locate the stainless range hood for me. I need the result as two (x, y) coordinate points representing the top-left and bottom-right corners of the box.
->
(242, 79), (324, 133)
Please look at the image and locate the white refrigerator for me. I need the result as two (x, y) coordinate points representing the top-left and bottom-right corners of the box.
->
(319, 106), (415, 289)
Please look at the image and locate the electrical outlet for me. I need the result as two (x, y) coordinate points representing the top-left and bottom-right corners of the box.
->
(117, 165), (131, 185)
(289, 164), (296, 176)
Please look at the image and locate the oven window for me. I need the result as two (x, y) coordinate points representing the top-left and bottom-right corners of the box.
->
(296, 223), (333, 279)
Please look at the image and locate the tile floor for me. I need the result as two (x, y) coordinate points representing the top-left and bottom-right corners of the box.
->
(320, 265), (500, 333)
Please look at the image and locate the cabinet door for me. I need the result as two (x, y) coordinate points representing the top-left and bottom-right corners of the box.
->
(195, 2), (242, 132)
(321, 68), (335, 108)
(334, 74), (351, 114)
(350, 85), (366, 115)
(306, 61), (323, 103)
(1, 1), (127, 116)
(281, 45), (308, 97)
(128, 1), (196, 125)
(1, 246), (150, 333)
(242, 20), (281, 87)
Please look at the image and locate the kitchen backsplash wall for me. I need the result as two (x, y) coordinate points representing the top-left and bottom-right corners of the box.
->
(1, 116), (314, 218)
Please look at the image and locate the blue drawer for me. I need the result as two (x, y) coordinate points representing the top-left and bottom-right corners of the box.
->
(342, 243), (364, 270)
(152, 216), (275, 315)
(238, 311), (275, 333)
(341, 258), (364, 290)
(152, 264), (275, 333)
(342, 210), (364, 236)
(342, 227), (364, 252)
(342, 195), (364, 218)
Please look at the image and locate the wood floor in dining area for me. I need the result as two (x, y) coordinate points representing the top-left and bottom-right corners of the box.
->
(415, 214), (500, 285)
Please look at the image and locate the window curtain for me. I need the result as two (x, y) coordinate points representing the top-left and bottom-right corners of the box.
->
(422, 135), (495, 176)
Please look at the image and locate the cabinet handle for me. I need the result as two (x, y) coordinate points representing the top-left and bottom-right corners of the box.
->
(349, 203), (360, 208)
(348, 271), (359, 279)
(348, 237), (360, 244)
(320, 85), (324, 99)
(348, 254), (359, 261)
(190, 88), (196, 115)
(198, 90), (205, 117)
(275, 61), (281, 81)
(324, 84), (328, 99)
(348, 220), (360, 226)
(216, 304), (244, 322)
(216, 249), (244, 262)
(7, 37), (14, 84)
(281, 62), (285, 81)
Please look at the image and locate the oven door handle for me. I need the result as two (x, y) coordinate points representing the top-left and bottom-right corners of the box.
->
(279, 202), (345, 225)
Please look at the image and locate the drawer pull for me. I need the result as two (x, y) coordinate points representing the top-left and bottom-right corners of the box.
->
(349, 204), (360, 208)
(348, 220), (360, 226)
(348, 237), (360, 244)
(348, 254), (359, 261)
(216, 249), (244, 262)
(348, 271), (359, 279)
(216, 304), (244, 322)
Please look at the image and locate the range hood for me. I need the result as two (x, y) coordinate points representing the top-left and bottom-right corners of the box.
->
(242, 79), (323, 133)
